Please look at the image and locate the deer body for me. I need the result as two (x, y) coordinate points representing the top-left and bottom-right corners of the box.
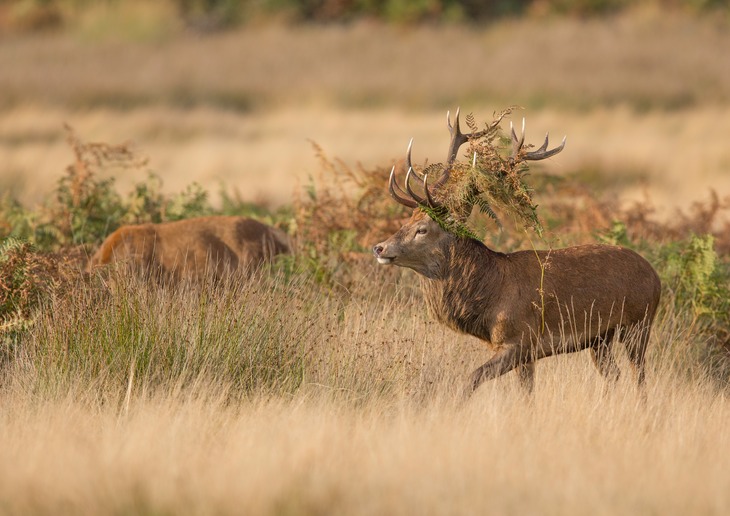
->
(377, 208), (660, 394)
(425, 238), (656, 345)
(374, 109), (661, 394)
(89, 216), (290, 282)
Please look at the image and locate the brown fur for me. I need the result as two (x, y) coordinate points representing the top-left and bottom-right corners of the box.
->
(89, 216), (290, 282)
(374, 210), (661, 394)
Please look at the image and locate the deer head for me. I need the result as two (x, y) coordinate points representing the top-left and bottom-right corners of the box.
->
(373, 109), (566, 274)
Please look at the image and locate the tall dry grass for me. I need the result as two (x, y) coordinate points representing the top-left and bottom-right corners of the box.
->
(0, 265), (728, 515)
(1, 199), (728, 514)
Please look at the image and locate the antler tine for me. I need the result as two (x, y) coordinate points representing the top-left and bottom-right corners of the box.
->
(511, 118), (566, 161)
(447, 107), (497, 168)
(389, 166), (418, 208)
(524, 134), (567, 161)
(405, 138), (425, 184)
(430, 169), (451, 190)
(434, 107), (467, 191)
(437, 107), (498, 190)
(510, 118), (526, 160)
(446, 106), (469, 166)
(423, 173), (439, 209)
(405, 168), (428, 206)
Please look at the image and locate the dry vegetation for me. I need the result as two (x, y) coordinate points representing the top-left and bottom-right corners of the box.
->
(2, 8), (730, 515)
(2, 115), (730, 513)
(0, 265), (729, 515)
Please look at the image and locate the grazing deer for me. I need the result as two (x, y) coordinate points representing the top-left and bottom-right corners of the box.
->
(373, 109), (661, 395)
(88, 216), (290, 282)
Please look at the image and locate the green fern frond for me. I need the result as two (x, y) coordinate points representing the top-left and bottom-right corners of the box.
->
(0, 236), (26, 256)
(418, 205), (479, 241)
(422, 163), (445, 179)
(471, 196), (503, 230)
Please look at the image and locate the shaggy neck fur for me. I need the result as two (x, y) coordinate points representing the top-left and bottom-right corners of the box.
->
(419, 237), (505, 339)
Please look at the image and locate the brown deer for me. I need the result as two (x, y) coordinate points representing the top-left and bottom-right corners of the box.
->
(373, 109), (661, 395)
(88, 216), (290, 282)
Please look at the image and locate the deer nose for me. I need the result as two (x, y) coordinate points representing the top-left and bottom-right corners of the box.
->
(373, 244), (384, 257)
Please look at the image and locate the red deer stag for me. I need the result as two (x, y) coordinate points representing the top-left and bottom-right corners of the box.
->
(89, 216), (290, 282)
(373, 109), (661, 395)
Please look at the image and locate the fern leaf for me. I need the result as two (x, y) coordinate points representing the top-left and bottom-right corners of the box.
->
(465, 113), (477, 132)
(472, 197), (502, 230)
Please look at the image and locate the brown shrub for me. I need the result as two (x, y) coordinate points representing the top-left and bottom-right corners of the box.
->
(0, 240), (80, 340)
(533, 177), (730, 256)
(622, 190), (730, 255)
(294, 143), (410, 254)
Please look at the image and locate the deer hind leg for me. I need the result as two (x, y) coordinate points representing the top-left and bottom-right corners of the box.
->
(590, 328), (620, 382)
(624, 322), (652, 387)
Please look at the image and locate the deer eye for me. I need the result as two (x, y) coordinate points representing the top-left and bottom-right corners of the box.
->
(415, 228), (427, 235)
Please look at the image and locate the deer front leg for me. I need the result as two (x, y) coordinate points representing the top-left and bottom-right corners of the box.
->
(515, 362), (535, 393)
(468, 346), (524, 395)
(590, 328), (620, 382)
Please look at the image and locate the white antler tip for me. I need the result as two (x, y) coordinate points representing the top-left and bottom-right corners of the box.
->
(472, 152), (477, 168)
(521, 117), (526, 133)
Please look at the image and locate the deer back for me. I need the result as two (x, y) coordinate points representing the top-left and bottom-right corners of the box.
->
(89, 215), (290, 281)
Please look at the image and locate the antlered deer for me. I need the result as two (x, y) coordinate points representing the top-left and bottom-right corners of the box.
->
(89, 215), (290, 282)
(373, 109), (661, 395)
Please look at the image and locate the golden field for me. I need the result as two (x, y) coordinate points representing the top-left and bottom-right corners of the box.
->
(1, 9), (730, 515)
(0, 271), (728, 515)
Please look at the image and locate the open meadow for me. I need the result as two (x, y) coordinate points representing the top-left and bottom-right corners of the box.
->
(2, 14), (730, 213)
(2, 4), (730, 514)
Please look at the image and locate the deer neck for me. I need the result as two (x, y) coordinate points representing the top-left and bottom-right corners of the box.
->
(419, 237), (504, 335)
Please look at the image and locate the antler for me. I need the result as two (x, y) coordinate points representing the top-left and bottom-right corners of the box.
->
(390, 107), (495, 209)
(389, 109), (566, 212)
(510, 118), (566, 163)
(388, 166), (418, 208)
(436, 107), (497, 189)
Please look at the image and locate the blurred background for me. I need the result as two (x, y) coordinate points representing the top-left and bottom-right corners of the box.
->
(1, 0), (729, 218)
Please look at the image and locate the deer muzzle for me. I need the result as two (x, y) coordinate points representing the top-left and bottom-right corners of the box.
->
(372, 244), (395, 265)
